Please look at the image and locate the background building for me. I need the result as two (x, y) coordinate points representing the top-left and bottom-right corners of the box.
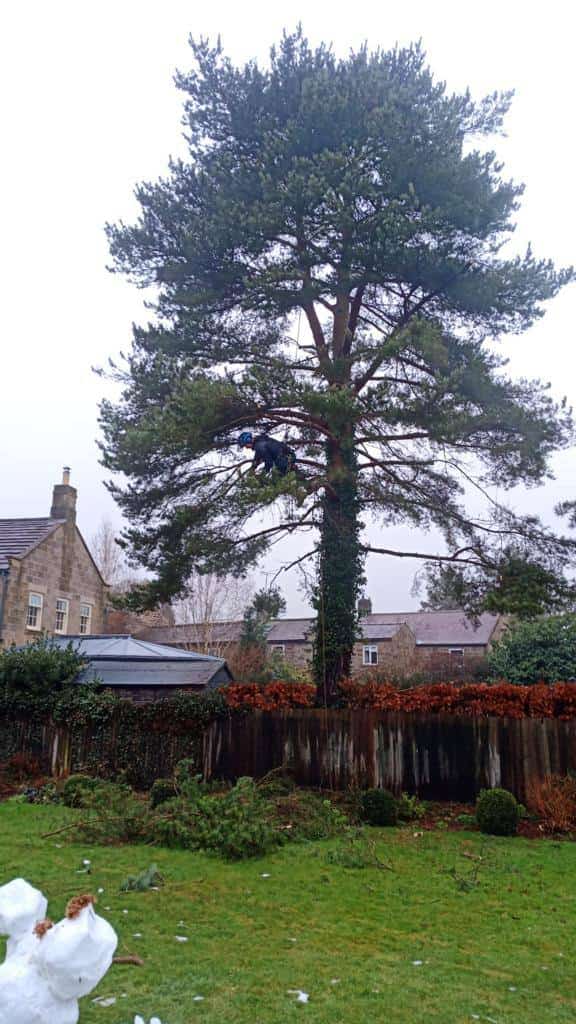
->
(141, 607), (505, 680)
(0, 469), (107, 647)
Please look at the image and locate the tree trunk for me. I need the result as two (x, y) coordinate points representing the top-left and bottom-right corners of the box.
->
(313, 440), (364, 705)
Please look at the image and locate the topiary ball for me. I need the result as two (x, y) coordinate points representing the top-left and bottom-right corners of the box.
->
(475, 787), (520, 836)
(360, 788), (398, 826)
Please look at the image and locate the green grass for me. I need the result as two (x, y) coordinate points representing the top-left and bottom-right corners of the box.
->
(1, 802), (575, 1023)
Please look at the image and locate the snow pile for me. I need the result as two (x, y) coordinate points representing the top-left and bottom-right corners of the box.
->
(0, 879), (117, 1024)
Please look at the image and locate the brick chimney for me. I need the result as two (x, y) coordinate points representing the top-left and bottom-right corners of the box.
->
(358, 596), (372, 616)
(50, 466), (77, 524)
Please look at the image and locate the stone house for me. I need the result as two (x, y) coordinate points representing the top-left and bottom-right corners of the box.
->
(140, 607), (504, 679)
(0, 470), (107, 648)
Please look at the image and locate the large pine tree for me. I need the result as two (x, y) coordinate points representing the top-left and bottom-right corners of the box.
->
(101, 30), (575, 703)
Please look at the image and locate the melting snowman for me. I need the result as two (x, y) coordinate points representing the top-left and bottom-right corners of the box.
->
(0, 878), (117, 1024)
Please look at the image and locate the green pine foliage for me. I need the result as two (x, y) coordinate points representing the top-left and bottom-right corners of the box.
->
(150, 778), (178, 808)
(100, 29), (575, 701)
(239, 586), (286, 648)
(60, 774), (104, 808)
(488, 614), (576, 683)
(418, 548), (576, 619)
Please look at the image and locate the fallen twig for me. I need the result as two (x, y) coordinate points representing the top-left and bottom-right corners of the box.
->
(113, 954), (144, 967)
(41, 815), (130, 840)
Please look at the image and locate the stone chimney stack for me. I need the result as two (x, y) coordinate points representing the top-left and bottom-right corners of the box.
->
(358, 596), (372, 616)
(50, 467), (77, 524)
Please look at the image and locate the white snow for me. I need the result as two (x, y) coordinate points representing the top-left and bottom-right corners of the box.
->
(0, 878), (118, 1024)
(288, 989), (309, 1004)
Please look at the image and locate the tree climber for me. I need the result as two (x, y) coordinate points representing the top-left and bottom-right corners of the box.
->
(239, 431), (297, 477)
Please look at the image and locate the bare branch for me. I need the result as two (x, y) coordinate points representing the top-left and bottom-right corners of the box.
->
(366, 545), (489, 566)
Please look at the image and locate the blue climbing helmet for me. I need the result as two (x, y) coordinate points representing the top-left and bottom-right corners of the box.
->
(239, 430), (254, 446)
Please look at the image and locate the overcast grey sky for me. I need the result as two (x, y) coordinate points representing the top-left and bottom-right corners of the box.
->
(1, 0), (574, 614)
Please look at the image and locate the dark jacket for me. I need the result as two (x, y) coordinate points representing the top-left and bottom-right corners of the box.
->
(252, 435), (295, 474)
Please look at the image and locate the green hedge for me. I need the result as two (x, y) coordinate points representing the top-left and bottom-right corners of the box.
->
(0, 687), (230, 788)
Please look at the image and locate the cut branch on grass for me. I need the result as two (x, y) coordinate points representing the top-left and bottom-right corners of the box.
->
(113, 953), (144, 967)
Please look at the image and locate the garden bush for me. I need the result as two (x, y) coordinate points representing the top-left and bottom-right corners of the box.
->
(336, 680), (576, 718)
(273, 791), (349, 840)
(360, 788), (398, 826)
(150, 778), (177, 808)
(488, 614), (576, 684)
(225, 681), (316, 710)
(257, 770), (296, 797)
(396, 792), (426, 822)
(60, 773), (104, 807)
(2, 753), (42, 780)
(526, 774), (576, 833)
(475, 788), (520, 836)
(0, 636), (87, 697)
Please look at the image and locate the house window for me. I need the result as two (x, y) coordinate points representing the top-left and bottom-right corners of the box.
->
(55, 598), (69, 634)
(270, 644), (286, 657)
(363, 644), (379, 666)
(449, 648), (465, 672)
(26, 593), (43, 630)
(79, 603), (92, 635)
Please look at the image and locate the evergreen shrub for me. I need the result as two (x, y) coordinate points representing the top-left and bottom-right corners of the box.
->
(360, 788), (398, 826)
(150, 778), (177, 808)
(475, 788), (520, 835)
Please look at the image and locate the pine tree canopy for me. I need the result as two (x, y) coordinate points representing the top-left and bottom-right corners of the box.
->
(100, 29), (575, 693)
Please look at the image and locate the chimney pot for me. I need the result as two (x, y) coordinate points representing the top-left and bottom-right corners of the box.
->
(62, 466), (71, 486)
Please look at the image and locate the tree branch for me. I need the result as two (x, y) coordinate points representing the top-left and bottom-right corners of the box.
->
(366, 545), (489, 566)
(269, 548), (317, 587)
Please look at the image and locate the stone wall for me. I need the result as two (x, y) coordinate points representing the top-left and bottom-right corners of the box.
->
(1, 527), (106, 647)
(349, 624), (416, 676)
(415, 645), (488, 679)
(105, 604), (175, 636)
(147, 633), (492, 680)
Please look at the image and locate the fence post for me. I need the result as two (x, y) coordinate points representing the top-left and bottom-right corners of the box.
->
(50, 723), (71, 778)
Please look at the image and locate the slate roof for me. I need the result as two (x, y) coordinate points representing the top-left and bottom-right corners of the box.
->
(0, 518), (64, 570)
(142, 610), (499, 648)
(148, 621), (247, 646)
(364, 611), (499, 646)
(361, 622), (408, 641)
(49, 634), (232, 689)
(268, 619), (315, 643)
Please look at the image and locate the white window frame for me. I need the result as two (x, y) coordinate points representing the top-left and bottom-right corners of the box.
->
(270, 644), (286, 657)
(363, 644), (379, 666)
(79, 603), (93, 635)
(54, 598), (69, 634)
(26, 593), (43, 631)
(449, 648), (464, 656)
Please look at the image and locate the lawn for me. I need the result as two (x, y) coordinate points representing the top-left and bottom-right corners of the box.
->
(0, 802), (575, 1024)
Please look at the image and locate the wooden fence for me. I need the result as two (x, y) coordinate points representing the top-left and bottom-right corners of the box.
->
(203, 710), (576, 801)
(0, 717), (203, 788)
(2, 709), (576, 799)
